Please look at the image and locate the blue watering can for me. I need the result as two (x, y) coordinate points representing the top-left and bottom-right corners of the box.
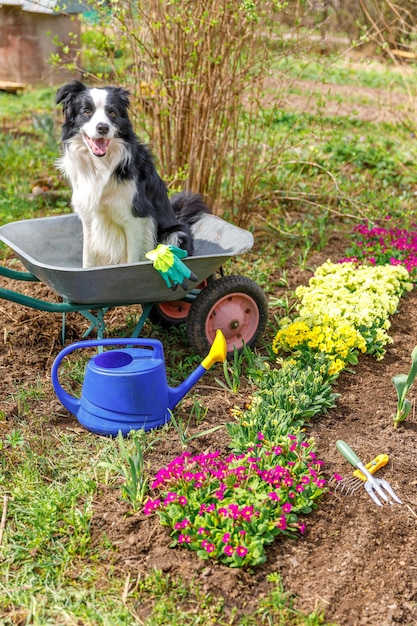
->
(51, 330), (227, 437)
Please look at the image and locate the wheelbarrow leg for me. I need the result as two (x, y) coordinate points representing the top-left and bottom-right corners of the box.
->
(60, 304), (153, 343)
(131, 303), (153, 338)
(81, 308), (108, 340)
(60, 307), (108, 343)
(62, 312), (66, 345)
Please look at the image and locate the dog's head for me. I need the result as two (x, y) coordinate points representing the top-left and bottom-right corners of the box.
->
(56, 81), (132, 157)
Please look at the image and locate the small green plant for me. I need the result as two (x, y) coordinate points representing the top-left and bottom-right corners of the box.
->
(269, 294), (297, 318)
(243, 348), (270, 385)
(392, 345), (417, 428)
(168, 410), (224, 449)
(215, 345), (247, 393)
(188, 397), (209, 427)
(296, 236), (314, 270)
(6, 380), (47, 418)
(5, 429), (26, 448)
(227, 359), (339, 452)
(254, 572), (328, 625)
(99, 431), (149, 512)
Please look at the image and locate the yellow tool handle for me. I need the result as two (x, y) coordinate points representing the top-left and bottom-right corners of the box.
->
(352, 454), (389, 481)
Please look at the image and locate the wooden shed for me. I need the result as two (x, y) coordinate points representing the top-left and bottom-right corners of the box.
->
(0, 0), (87, 87)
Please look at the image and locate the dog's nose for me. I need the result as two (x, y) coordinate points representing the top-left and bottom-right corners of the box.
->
(96, 123), (110, 136)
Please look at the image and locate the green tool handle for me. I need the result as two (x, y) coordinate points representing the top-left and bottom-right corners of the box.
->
(336, 440), (361, 468)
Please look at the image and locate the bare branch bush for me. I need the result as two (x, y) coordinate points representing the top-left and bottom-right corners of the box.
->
(355, 0), (417, 56)
(101, 0), (285, 222)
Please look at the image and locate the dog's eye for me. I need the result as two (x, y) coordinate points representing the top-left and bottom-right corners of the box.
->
(83, 108), (92, 116)
(109, 110), (118, 119)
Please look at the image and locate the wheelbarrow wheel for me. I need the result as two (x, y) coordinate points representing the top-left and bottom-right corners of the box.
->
(186, 275), (268, 358)
(148, 278), (212, 328)
(148, 301), (191, 328)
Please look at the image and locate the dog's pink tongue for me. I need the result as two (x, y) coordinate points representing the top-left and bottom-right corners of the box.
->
(85, 135), (110, 157)
(92, 137), (110, 156)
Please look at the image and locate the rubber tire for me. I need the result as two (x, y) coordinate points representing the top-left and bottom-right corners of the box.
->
(186, 275), (269, 358)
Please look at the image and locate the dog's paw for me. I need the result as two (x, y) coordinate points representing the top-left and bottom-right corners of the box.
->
(163, 229), (194, 256)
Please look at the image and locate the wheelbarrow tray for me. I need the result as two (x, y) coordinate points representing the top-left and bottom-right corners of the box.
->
(0, 213), (253, 305)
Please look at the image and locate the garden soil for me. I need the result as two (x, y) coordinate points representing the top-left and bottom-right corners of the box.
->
(1, 231), (417, 626)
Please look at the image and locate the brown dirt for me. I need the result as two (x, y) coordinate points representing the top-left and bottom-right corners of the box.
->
(1, 228), (417, 625)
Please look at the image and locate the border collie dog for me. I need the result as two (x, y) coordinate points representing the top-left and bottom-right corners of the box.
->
(56, 81), (209, 268)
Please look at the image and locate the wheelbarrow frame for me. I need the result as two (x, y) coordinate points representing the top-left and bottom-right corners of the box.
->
(0, 259), (207, 343)
(0, 213), (269, 354)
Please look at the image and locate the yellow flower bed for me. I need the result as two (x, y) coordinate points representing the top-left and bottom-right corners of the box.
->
(273, 261), (413, 375)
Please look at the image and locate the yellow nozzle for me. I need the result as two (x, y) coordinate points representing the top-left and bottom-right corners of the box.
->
(201, 329), (227, 370)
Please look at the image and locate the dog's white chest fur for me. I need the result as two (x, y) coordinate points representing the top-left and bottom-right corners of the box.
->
(59, 140), (155, 266)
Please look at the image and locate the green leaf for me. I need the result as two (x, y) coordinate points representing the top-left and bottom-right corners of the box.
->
(392, 373), (409, 401)
(401, 398), (412, 419)
(406, 345), (417, 389)
(394, 398), (412, 427)
(346, 353), (358, 365)
(187, 424), (225, 441)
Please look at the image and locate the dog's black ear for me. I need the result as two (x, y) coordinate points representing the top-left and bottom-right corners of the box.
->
(56, 81), (87, 106)
(112, 87), (131, 110)
(56, 81), (87, 125)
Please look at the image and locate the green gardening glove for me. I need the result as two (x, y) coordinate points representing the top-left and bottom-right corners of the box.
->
(146, 244), (198, 291)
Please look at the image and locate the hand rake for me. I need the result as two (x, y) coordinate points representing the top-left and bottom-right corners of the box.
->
(334, 453), (389, 495)
(336, 440), (402, 507)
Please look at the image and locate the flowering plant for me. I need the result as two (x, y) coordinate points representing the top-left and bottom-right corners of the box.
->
(144, 435), (325, 567)
(272, 261), (412, 369)
(272, 315), (366, 376)
(344, 220), (417, 280)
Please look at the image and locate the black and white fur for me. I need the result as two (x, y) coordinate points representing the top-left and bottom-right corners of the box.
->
(56, 81), (209, 267)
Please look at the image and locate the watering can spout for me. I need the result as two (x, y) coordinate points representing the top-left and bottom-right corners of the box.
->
(201, 329), (228, 370)
(168, 329), (227, 409)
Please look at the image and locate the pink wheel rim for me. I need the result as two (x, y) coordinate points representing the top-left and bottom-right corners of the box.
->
(157, 280), (208, 322)
(204, 292), (260, 352)
(157, 301), (191, 321)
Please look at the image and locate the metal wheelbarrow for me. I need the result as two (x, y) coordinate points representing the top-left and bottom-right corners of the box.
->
(0, 213), (268, 356)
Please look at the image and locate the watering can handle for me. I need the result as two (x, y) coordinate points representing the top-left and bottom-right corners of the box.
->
(53, 338), (164, 364)
(51, 338), (164, 415)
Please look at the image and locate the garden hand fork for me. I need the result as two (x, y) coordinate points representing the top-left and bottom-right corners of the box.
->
(336, 441), (402, 507)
